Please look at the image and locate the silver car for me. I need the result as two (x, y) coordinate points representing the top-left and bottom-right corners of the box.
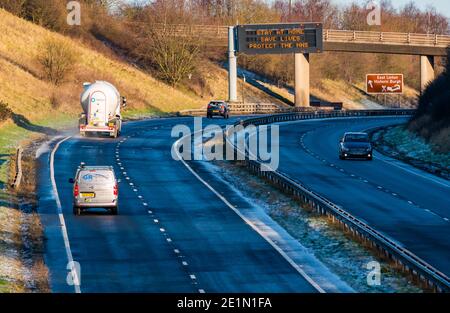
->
(69, 165), (118, 215)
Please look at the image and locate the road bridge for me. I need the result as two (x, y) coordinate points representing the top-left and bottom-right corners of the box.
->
(153, 24), (450, 105)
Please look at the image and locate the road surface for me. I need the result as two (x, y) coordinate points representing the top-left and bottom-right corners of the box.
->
(271, 116), (450, 277)
(37, 117), (319, 293)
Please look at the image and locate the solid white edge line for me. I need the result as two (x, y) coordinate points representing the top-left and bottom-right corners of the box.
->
(174, 137), (325, 293)
(50, 136), (81, 293)
(374, 154), (450, 188)
(352, 126), (450, 189)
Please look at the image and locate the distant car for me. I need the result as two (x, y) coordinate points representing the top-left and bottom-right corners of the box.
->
(206, 100), (229, 119)
(69, 164), (118, 215)
(339, 132), (373, 160)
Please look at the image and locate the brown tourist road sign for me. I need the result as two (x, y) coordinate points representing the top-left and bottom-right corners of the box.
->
(366, 74), (404, 94)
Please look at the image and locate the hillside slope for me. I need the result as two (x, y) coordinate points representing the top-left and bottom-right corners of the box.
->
(0, 9), (205, 119)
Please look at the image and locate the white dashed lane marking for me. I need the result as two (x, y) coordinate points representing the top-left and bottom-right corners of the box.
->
(116, 130), (204, 293)
(299, 129), (449, 223)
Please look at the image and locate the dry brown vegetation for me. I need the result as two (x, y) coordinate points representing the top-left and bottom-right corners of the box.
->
(134, 25), (201, 86)
(2, 0), (445, 109)
(36, 37), (78, 86)
(0, 100), (12, 122)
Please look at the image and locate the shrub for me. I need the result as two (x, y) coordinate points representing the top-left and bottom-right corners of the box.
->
(36, 38), (78, 86)
(0, 0), (26, 16)
(0, 100), (12, 122)
(24, 0), (67, 32)
(135, 26), (200, 87)
(49, 91), (61, 110)
(409, 48), (450, 153)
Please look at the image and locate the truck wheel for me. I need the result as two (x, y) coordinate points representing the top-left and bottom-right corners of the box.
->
(111, 206), (118, 215)
(73, 206), (81, 216)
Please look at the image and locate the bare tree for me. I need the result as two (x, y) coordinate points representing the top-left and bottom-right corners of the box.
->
(37, 38), (78, 86)
(136, 25), (200, 86)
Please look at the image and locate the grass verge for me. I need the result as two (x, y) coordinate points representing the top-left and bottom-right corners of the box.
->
(211, 160), (424, 292)
(0, 113), (79, 292)
(371, 125), (450, 179)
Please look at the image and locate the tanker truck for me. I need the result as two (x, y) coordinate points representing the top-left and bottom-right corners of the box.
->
(79, 81), (127, 138)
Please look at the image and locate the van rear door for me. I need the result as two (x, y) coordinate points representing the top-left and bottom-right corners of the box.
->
(78, 170), (115, 202)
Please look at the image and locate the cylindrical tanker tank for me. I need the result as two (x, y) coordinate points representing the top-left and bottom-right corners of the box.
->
(79, 81), (125, 138)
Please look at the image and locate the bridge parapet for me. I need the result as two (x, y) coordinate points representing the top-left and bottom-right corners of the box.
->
(136, 23), (450, 55)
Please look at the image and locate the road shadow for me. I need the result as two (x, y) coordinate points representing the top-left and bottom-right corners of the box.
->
(11, 113), (57, 135)
(76, 209), (116, 216)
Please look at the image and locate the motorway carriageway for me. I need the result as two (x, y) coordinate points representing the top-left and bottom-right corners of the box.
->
(266, 116), (450, 278)
(37, 117), (322, 293)
(36, 115), (449, 292)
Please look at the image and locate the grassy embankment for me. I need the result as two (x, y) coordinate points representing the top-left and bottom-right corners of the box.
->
(372, 125), (450, 179)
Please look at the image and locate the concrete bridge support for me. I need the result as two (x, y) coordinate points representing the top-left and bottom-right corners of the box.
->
(420, 55), (434, 94)
(294, 53), (310, 107)
(228, 26), (238, 102)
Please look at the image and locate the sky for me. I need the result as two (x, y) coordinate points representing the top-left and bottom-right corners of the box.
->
(331, 0), (450, 18)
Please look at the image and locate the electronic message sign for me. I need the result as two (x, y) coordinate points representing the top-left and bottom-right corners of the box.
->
(236, 23), (323, 55)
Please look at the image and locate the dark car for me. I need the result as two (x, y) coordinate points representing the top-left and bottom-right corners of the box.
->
(339, 132), (373, 160)
(206, 100), (229, 119)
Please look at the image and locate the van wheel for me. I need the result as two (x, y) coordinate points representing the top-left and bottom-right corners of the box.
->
(73, 206), (81, 216)
(111, 206), (118, 215)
